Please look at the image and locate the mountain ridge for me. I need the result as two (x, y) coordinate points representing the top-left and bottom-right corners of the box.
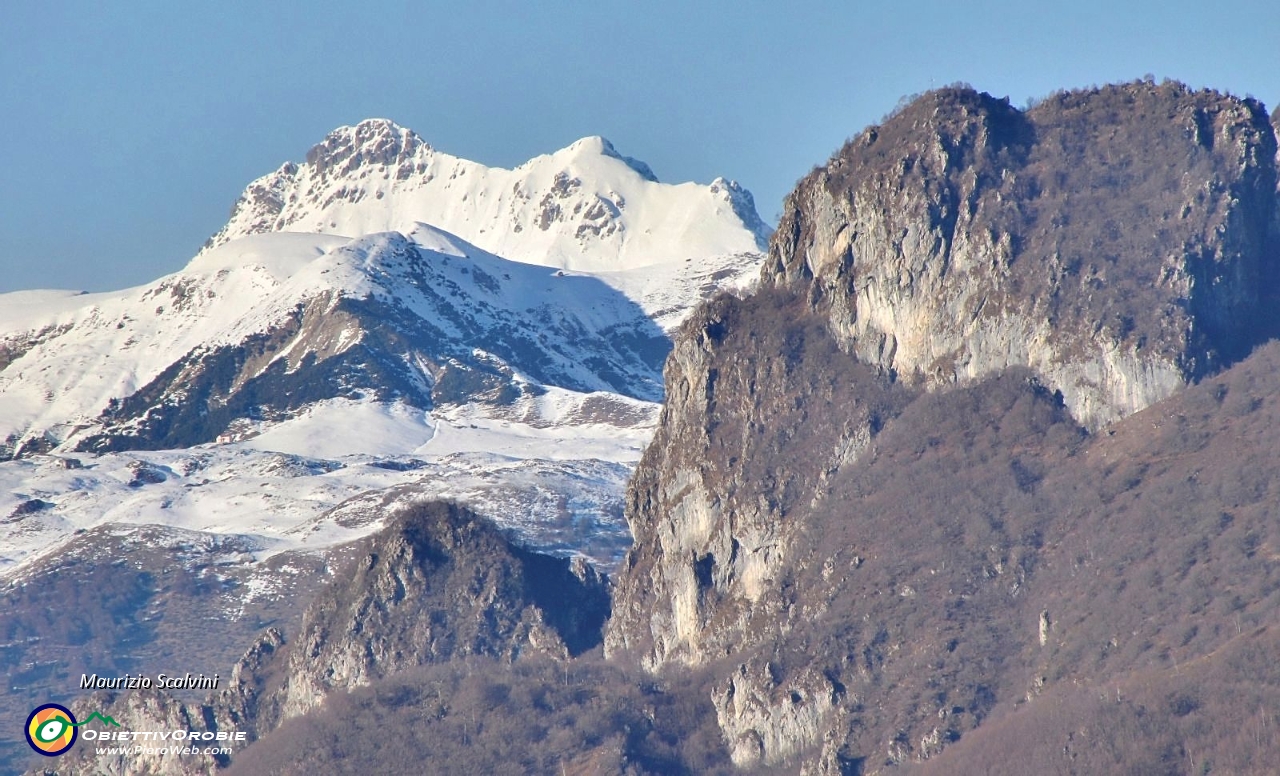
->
(0, 227), (670, 459)
(207, 118), (770, 272)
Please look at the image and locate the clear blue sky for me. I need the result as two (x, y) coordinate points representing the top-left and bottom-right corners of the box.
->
(2, 0), (1277, 292)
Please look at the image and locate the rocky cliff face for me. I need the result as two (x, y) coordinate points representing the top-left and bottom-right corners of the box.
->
(605, 290), (912, 670)
(766, 82), (1277, 430)
(55, 688), (229, 776)
(607, 83), (1280, 771)
(611, 80), (1280, 674)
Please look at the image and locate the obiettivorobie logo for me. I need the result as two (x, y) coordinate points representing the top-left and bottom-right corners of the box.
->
(24, 704), (121, 757)
(24, 701), (247, 760)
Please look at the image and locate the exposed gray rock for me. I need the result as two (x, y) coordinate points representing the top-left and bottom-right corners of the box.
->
(208, 628), (288, 741)
(0, 323), (72, 375)
(28, 688), (228, 776)
(711, 658), (841, 767)
(605, 291), (911, 671)
(207, 120), (429, 247)
(6, 498), (53, 519)
(214, 501), (612, 727)
(766, 83), (1278, 430)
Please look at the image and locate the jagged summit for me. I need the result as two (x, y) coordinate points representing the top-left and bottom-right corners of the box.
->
(206, 120), (770, 272)
(303, 118), (431, 176)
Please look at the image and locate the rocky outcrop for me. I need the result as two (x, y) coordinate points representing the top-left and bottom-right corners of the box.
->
(607, 83), (1280, 771)
(208, 628), (288, 742)
(605, 290), (912, 670)
(208, 120), (431, 248)
(711, 658), (841, 767)
(270, 501), (610, 722)
(767, 82), (1278, 430)
(611, 81), (1280, 670)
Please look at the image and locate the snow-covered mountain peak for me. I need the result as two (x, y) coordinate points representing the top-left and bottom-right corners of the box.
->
(561, 135), (614, 156)
(0, 127), (781, 706)
(206, 121), (770, 272)
(708, 176), (769, 241)
(553, 136), (659, 182)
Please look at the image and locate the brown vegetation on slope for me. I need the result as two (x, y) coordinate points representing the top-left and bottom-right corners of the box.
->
(768, 337), (1280, 769)
(226, 656), (740, 776)
(903, 625), (1280, 775)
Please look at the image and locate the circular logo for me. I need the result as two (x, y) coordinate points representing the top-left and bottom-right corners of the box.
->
(25, 704), (78, 757)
